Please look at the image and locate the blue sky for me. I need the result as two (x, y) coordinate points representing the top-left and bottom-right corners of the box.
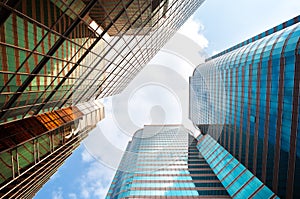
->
(35, 1), (300, 198)
(194, 0), (300, 55)
(34, 128), (115, 199)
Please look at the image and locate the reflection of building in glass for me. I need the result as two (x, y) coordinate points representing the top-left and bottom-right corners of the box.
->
(0, 0), (203, 197)
(88, 0), (169, 36)
(196, 134), (277, 199)
(107, 125), (230, 198)
(0, 0), (204, 123)
(0, 101), (104, 198)
(107, 125), (276, 198)
(190, 16), (300, 199)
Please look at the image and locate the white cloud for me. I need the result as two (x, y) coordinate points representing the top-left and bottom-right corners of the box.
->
(83, 25), (208, 172)
(68, 193), (77, 199)
(81, 148), (94, 163)
(78, 161), (114, 199)
(83, 121), (130, 171)
(178, 16), (208, 49)
(127, 84), (182, 127)
(80, 186), (90, 199)
(52, 187), (63, 199)
(212, 50), (220, 56)
(50, 171), (60, 181)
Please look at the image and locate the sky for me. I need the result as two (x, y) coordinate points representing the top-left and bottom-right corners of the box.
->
(195, 0), (300, 55)
(35, 1), (300, 199)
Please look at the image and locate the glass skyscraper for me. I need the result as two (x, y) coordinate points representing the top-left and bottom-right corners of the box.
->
(0, 101), (104, 198)
(107, 125), (276, 198)
(0, 0), (203, 197)
(190, 15), (300, 199)
(0, 0), (204, 124)
(107, 125), (230, 198)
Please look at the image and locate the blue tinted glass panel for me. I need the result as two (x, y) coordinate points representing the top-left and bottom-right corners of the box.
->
(252, 185), (274, 199)
(222, 165), (245, 187)
(227, 171), (252, 195)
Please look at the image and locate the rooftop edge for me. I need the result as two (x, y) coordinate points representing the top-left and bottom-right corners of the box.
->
(205, 15), (300, 62)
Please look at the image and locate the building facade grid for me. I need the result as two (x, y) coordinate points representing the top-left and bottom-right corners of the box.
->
(190, 16), (300, 199)
(0, 0), (204, 123)
(106, 125), (230, 199)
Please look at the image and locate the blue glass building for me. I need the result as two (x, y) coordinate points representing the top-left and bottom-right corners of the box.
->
(190, 15), (300, 199)
(107, 125), (230, 198)
(106, 125), (276, 198)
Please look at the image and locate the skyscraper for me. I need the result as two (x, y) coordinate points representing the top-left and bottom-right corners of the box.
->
(0, 0), (203, 197)
(0, 101), (104, 198)
(190, 15), (300, 199)
(0, 0), (204, 124)
(107, 125), (230, 198)
(107, 125), (276, 198)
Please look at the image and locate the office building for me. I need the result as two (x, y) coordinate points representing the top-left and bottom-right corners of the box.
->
(190, 15), (300, 199)
(0, 0), (204, 124)
(0, 101), (104, 198)
(107, 125), (276, 198)
(107, 125), (230, 198)
(0, 0), (203, 197)
(196, 134), (277, 199)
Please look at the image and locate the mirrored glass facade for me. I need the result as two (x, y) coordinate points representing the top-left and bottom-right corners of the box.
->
(190, 15), (300, 199)
(0, 101), (104, 198)
(0, 0), (204, 197)
(196, 134), (277, 199)
(107, 125), (230, 198)
(0, 0), (204, 124)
